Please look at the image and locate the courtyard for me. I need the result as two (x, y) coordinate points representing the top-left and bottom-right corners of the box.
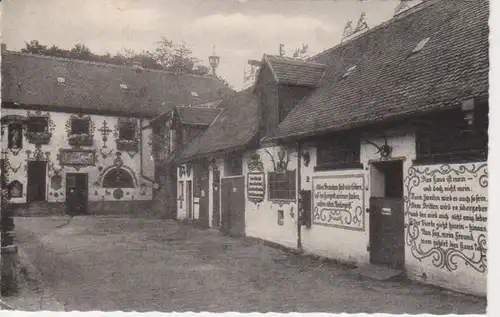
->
(11, 216), (487, 313)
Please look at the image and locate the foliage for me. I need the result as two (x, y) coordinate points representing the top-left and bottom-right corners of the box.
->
(20, 39), (217, 77)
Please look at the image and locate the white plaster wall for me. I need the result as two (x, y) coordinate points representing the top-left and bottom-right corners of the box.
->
(299, 129), (416, 264)
(1, 108), (154, 204)
(242, 146), (299, 249)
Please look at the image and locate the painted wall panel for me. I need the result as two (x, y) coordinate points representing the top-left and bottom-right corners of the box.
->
(1, 108), (154, 205)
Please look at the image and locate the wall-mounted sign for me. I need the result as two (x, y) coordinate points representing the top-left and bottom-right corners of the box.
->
(247, 172), (265, 203)
(59, 149), (96, 167)
(312, 174), (365, 231)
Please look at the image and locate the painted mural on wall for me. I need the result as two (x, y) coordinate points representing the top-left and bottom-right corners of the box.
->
(247, 153), (265, 204)
(312, 174), (365, 231)
(1, 108), (154, 204)
(405, 163), (487, 273)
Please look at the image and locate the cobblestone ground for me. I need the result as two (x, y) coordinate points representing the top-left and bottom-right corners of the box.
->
(14, 216), (486, 313)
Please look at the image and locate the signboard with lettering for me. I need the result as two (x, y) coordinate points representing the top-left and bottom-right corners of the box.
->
(312, 174), (365, 231)
(405, 163), (487, 273)
(247, 172), (265, 203)
(59, 149), (96, 166)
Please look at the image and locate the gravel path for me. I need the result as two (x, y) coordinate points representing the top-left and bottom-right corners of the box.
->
(13, 216), (487, 313)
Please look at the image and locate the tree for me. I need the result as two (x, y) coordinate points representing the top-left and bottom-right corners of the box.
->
(19, 38), (215, 77)
(21, 40), (47, 55)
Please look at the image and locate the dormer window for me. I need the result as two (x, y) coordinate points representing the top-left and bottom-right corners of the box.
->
(342, 65), (357, 79)
(411, 37), (430, 54)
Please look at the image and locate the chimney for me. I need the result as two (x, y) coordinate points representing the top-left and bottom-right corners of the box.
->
(1, 43), (7, 55)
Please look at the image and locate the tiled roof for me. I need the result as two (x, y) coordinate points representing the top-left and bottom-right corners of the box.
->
(191, 98), (224, 108)
(178, 88), (258, 161)
(176, 106), (222, 126)
(264, 55), (326, 87)
(268, 0), (489, 140)
(1, 51), (234, 117)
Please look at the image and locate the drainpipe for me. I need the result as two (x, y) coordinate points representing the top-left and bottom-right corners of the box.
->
(139, 118), (155, 184)
(296, 140), (302, 250)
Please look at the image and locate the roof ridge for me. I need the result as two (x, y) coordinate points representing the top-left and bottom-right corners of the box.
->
(266, 54), (326, 68)
(3, 50), (220, 81)
(309, 0), (442, 61)
(177, 105), (221, 110)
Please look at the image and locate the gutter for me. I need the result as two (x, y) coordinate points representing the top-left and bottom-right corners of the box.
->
(140, 118), (155, 184)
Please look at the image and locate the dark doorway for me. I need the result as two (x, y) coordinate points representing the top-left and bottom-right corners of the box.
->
(194, 162), (210, 228)
(220, 176), (245, 237)
(186, 180), (193, 219)
(65, 173), (89, 215)
(27, 161), (47, 202)
(369, 160), (405, 269)
(212, 170), (221, 228)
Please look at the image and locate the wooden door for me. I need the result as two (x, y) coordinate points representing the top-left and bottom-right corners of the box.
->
(369, 160), (405, 269)
(212, 170), (221, 228)
(66, 173), (89, 215)
(221, 176), (245, 236)
(369, 198), (405, 269)
(27, 161), (47, 202)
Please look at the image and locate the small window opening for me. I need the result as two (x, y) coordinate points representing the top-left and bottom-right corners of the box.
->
(342, 65), (357, 79)
(119, 122), (136, 140)
(119, 84), (129, 90)
(57, 77), (65, 84)
(7, 123), (23, 149)
(71, 118), (90, 134)
(27, 117), (48, 133)
(411, 37), (430, 54)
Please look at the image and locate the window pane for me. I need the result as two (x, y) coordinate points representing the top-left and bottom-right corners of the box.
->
(71, 119), (90, 134)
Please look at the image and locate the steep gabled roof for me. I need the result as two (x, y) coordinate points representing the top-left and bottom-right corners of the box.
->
(267, 0), (489, 140)
(176, 106), (222, 126)
(178, 88), (258, 161)
(264, 55), (326, 87)
(1, 51), (234, 117)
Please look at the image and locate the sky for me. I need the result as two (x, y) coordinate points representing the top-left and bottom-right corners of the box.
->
(1, 0), (399, 90)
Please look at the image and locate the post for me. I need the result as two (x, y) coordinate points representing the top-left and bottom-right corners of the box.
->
(296, 141), (302, 250)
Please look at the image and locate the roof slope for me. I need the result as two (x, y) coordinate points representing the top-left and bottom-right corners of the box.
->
(176, 106), (221, 126)
(265, 55), (326, 87)
(179, 89), (258, 161)
(1, 51), (234, 117)
(269, 0), (489, 140)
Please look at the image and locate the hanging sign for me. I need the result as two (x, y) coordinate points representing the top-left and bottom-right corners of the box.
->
(247, 172), (265, 203)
